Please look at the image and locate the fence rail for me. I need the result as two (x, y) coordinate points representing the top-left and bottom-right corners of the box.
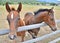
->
(0, 20), (60, 36)
(0, 20), (60, 43)
(22, 30), (60, 43)
(49, 37), (60, 43)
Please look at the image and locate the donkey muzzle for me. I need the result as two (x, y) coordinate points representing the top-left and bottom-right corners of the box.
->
(8, 35), (16, 40)
(51, 27), (57, 31)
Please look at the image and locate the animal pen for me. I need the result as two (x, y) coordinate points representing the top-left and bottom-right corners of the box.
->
(0, 20), (60, 43)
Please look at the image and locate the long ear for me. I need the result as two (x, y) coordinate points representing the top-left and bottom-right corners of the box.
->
(6, 2), (11, 12)
(17, 3), (22, 13)
(51, 7), (54, 10)
(49, 7), (54, 12)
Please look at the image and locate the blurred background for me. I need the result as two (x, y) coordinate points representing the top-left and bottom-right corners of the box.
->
(0, 0), (60, 43)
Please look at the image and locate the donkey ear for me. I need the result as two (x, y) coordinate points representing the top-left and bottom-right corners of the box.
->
(49, 7), (54, 12)
(51, 7), (54, 10)
(17, 3), (22, 13)
(6, 2), (11, 12)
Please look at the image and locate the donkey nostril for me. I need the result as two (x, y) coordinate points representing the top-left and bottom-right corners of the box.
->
(52, 28), (57, 31)
(54, 28), (57, 31)
(8, 35), (16, 40)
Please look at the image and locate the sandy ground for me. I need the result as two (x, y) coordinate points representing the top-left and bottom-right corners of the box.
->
(0, 5), (60, 43)
(0, 25), (60, 43)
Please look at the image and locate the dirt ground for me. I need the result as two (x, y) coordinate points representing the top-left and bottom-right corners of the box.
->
(0, 4), (60, 43)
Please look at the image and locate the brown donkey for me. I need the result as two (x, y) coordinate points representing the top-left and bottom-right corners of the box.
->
(24, 7), (57, 41)
(6, 2), (25, 42)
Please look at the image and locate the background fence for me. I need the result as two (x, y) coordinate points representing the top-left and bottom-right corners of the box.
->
(23, 30), (60, 43)
(0, 20), (60, 43)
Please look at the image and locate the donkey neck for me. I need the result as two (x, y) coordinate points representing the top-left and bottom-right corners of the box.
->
(34, 12), (48, 23)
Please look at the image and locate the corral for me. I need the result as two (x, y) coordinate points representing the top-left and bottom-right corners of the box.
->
(0, 4), (60, 43)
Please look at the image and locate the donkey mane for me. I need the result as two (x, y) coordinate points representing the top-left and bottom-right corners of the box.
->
(34, 9), (49, 15)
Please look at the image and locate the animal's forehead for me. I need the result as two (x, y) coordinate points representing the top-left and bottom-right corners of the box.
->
(10, 11), (19, 15)
(7, 11), (19, 19)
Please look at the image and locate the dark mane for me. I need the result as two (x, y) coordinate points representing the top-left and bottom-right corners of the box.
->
(34, 9), (49, 15)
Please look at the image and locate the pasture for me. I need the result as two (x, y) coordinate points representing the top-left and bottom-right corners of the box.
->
(0, 4), (60, 43)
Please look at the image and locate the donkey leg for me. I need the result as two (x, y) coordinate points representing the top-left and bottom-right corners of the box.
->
(21, 35), (25, 42)
(12, 39), (17, 43)
(28, 31), (36, 38)
(21, 32), (25, 42)
(33, 28), (40, 43)
(32, 28), (40, 39)
(28, 31), (36, 43)
(35, 28), (40, 36)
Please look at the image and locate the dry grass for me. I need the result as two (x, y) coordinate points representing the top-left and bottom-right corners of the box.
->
(0, 4), (60, 43)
